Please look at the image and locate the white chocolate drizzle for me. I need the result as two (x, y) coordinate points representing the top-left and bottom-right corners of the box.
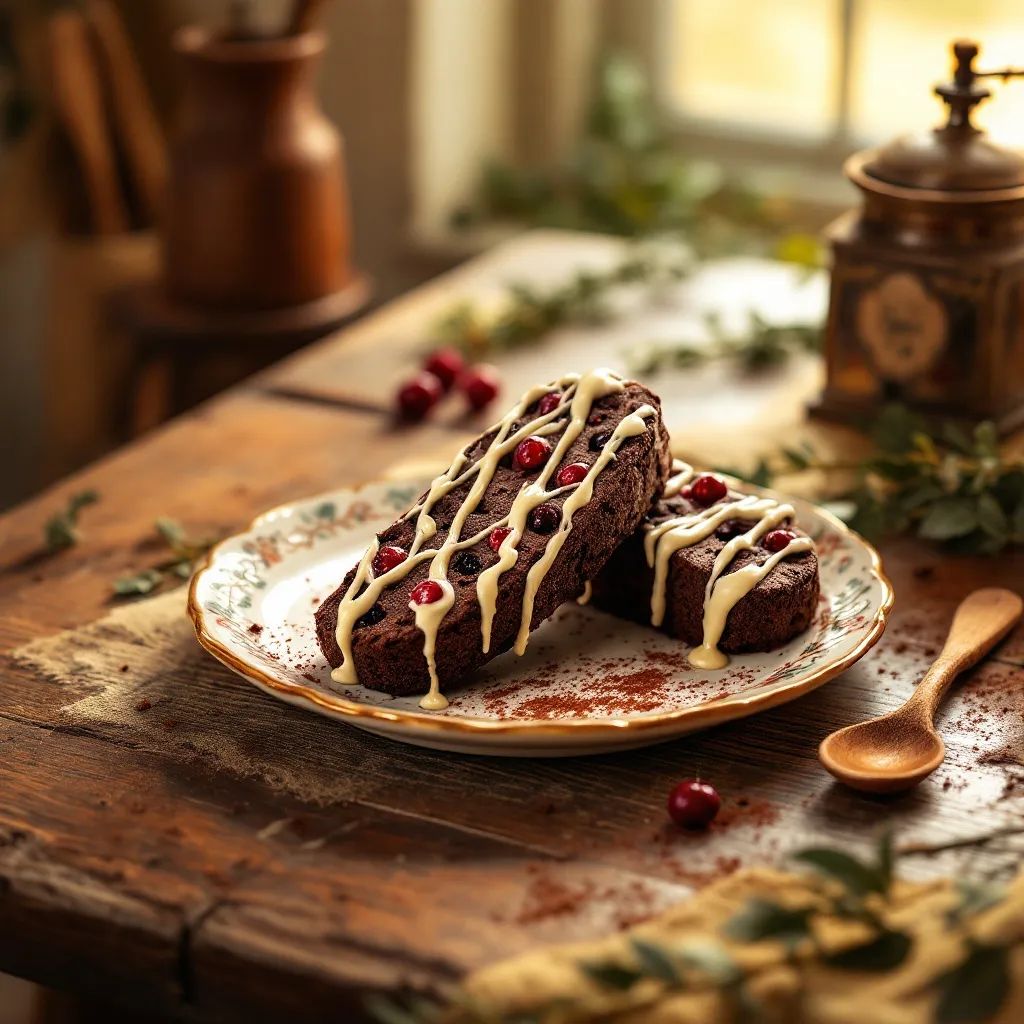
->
(644, 459), (815, 670)
(331, 368), (655, 710)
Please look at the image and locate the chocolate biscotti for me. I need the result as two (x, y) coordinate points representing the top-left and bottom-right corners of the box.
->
(315, 369), (671, 709)
(593, 461), (819, 668)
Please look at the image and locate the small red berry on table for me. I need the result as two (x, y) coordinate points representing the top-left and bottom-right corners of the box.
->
(537, 391), (562, 415)
(667, 778), (720, 829)
(409, 580), (444, 605)
(423, 347), (464, 390)
(556, 463), (589, 487)
(488, 526), (513, 551)
(396, 373), (443, 421)
(459, 364), (501, 411)
(690, 474), (728, 506)
(763, 528), (798, 553)
(514, 436), (552, 471)
(372, 545), (407, 576)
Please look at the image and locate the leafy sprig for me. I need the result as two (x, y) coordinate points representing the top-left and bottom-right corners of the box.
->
(113, 517), (215, 597)
(44, 489), (100, 552)
(631, 313), (822, 376)
(451, 53), (809, 265)
(434, 246), (692, 358)
(724, 405), (1024, 554)
(368, 831), (1019, 1024)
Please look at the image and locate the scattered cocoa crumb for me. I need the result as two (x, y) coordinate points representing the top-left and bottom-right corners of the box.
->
(162, 718), (180, 731)
(135, 699), (151, 712)
(248, 623), (263, 635)
(120, 664), (129, 673)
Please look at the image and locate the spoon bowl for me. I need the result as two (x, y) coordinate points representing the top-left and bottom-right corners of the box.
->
(819, 713), (945, 793)
(819, 588), (1022, 793)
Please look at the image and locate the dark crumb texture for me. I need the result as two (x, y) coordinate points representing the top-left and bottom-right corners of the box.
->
(593, 492), (820, 653)
(316, 381), (671, 695)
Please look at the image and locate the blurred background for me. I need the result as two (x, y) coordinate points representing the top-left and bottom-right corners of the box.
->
(2, 1), (1023, 1020)
(5, 0), (1023, 515)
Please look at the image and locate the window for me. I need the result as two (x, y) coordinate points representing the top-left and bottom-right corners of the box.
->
(660, 0), (1024, 159)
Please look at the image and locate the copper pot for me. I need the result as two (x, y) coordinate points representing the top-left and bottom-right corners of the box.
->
(162, 27), (352, 310)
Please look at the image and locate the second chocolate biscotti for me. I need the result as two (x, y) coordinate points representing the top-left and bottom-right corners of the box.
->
(593, 461), (819, 669)
(315, 368), (671, 709)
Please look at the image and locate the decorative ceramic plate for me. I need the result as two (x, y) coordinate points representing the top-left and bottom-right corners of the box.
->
(189, 477), (892, 757)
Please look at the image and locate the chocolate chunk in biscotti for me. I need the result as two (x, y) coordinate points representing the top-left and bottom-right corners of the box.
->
(592, 464), (820, 658)
(315, 369), (671, 708)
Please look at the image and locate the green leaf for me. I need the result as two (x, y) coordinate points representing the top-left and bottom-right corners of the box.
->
(1014, 497), (1024, 540)
(976, 493), (1008, 541)
(972, 421), (999, 458)
(315, 501), (336, 520)
(581, 960), (644, 990)
(172, 560), (194, 580)
(948, 880), (1007, 924)
(933, 943), (1011, 1023)
(155, 517), (187, 552)
(918, 498), (979, 541)
(941, 421), (975, 455)
(824, 929), (911, 971)
(876, 830), (895, 893)
(791, 847), (887, 897)
(781, 446), (811, 470)
(724, 899), (813, 946)
(677, 942), (742, 986)
(630, 938), (682, 984)
(362, 994), (441, 1024)
(113, 569), (164, 596)
(872, 404), (926, 454)
(44, 489), (100, 552)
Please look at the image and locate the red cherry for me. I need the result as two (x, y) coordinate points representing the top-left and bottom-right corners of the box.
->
(514, 436), (552, 471)
(410, 580), (444, 605)
(715, 519), (747, 540)
(396, 372), (443, 421)
(678, 485), (693, 500)
(372, 545), (407, 576)
(690, 474), (728, 506)
(667, 778), (720, 829)
(538, 391), (562, 415)
(763, 528), (798, 553)
(556, 462), (589, 487)
(488, 526), (512, 552)
(459, 364), (501, 411)
(528, 503), (561, 534)
(423, 347), (464, 390)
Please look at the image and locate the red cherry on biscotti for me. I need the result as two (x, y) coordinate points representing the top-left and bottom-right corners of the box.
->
(459, 364), (501, 411)
(690, 474), (727, 506)
(514, 436), (552, 471)
(763, 528), (798, 553)
(410, 580), (444, 605)
(423, 347), (464, 390)
(396, 372), (443, 421)
(528, 503), (560, 534)
(537, 391), (562, 415)
(667, 778), (720, 829)
(372, 545), (407, 576)
(488, 526), (512, 552)
(556, 463), (589, 487)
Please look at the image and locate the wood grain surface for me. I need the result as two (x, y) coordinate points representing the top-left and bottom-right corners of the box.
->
(2, 231), (1023, 1022)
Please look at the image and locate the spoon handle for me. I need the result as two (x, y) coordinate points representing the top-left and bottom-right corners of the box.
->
(907, 588), (1022, 718)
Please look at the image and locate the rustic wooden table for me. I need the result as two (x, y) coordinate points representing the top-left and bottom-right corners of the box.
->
(2, 230), (1022, 1023)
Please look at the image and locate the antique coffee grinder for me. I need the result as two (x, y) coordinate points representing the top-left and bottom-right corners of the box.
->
(819, 41), (1024, 432)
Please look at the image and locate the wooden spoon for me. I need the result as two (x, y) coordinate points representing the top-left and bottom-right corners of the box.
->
(819, 587), (1022, 794)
